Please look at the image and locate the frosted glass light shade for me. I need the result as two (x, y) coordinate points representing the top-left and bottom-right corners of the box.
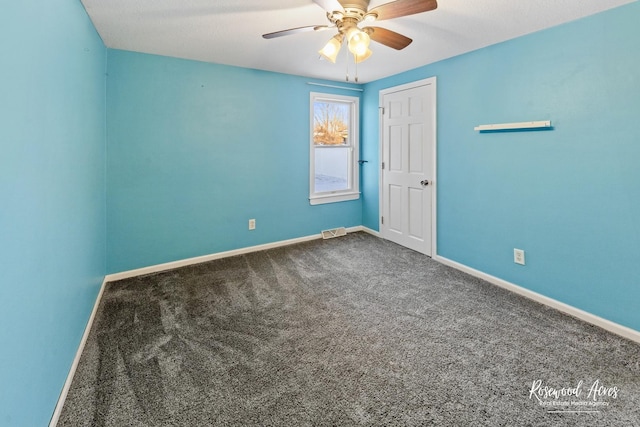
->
(347, 29), (370, 56)
(319, 36), (342, 63)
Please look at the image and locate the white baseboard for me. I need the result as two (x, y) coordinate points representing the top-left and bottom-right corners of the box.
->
(49, 277), (109, 427)
(107, 234), (317, 281)
(107, 227), (367, 282)
(359, 225), (381, 237)
(434, 255), (640, 345)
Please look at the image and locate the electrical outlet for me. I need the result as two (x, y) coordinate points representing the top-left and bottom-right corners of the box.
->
(248, 219), (256, 230)
(514, 248), (525, 265)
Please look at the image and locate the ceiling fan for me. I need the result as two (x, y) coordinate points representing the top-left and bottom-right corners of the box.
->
(263, 0), (438, 64)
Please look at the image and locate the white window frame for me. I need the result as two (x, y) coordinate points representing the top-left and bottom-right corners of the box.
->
(309, 92), (360, 205)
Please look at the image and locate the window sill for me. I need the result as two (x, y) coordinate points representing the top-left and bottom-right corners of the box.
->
(309, 191), (360, 206)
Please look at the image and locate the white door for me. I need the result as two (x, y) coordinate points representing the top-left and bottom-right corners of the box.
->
(380, 78), (436, 256)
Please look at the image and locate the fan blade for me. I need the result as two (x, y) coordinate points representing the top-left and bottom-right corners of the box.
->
(368, 0), (437, 21)
(365, 27), (412, 50)
(313, 0), (345, 13)
(262, 25), (330, 39)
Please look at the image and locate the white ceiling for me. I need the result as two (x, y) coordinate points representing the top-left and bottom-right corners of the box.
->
(81, 0), (635, 83)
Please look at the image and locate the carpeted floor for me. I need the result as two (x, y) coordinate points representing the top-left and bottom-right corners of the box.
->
(58, 232), (640, 426)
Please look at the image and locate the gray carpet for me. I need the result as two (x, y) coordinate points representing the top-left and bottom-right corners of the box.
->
(58, 232), (640, 426)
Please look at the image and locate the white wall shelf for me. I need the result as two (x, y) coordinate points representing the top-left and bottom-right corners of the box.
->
(474, 120), (552, 132)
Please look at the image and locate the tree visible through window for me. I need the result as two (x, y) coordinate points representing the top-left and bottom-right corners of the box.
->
(309, 93), (359, 205)
(314, 102), (349, 145)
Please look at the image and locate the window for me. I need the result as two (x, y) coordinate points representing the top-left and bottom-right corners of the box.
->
(309, 92), (360, 205)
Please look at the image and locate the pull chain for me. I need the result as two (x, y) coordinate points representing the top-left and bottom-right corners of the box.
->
(354, 54), (359, 83)
(345, 45), (350, 82)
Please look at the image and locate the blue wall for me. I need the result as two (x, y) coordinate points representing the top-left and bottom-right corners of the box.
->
(363, 3), (640, 331)
(106, 50), (363, 273)
(0, 1), (106, 426)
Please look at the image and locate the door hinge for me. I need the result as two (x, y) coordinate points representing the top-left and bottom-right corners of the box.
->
(381, 162), (385, 170)
(381, 216), (384, 225)
(379, 106), (385, 115)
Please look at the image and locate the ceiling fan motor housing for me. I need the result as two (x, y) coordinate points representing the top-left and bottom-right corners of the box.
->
(327, 0), (372, 29)
(340, 0), (370, 11)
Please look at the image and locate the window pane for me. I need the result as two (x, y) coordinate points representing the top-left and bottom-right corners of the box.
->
(313, 101), (349, 146)
(315, 147), (349, 192)
(309, 92), (359, 205)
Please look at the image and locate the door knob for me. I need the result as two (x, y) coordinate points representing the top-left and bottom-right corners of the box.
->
(420, 180), (430, 186)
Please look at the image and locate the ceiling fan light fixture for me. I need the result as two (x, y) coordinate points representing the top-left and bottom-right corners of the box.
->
(346, 28), (370, 56)
(319, 35), (343, 63)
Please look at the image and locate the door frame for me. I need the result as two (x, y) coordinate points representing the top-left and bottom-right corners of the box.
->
(378, 77), (437, 256)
